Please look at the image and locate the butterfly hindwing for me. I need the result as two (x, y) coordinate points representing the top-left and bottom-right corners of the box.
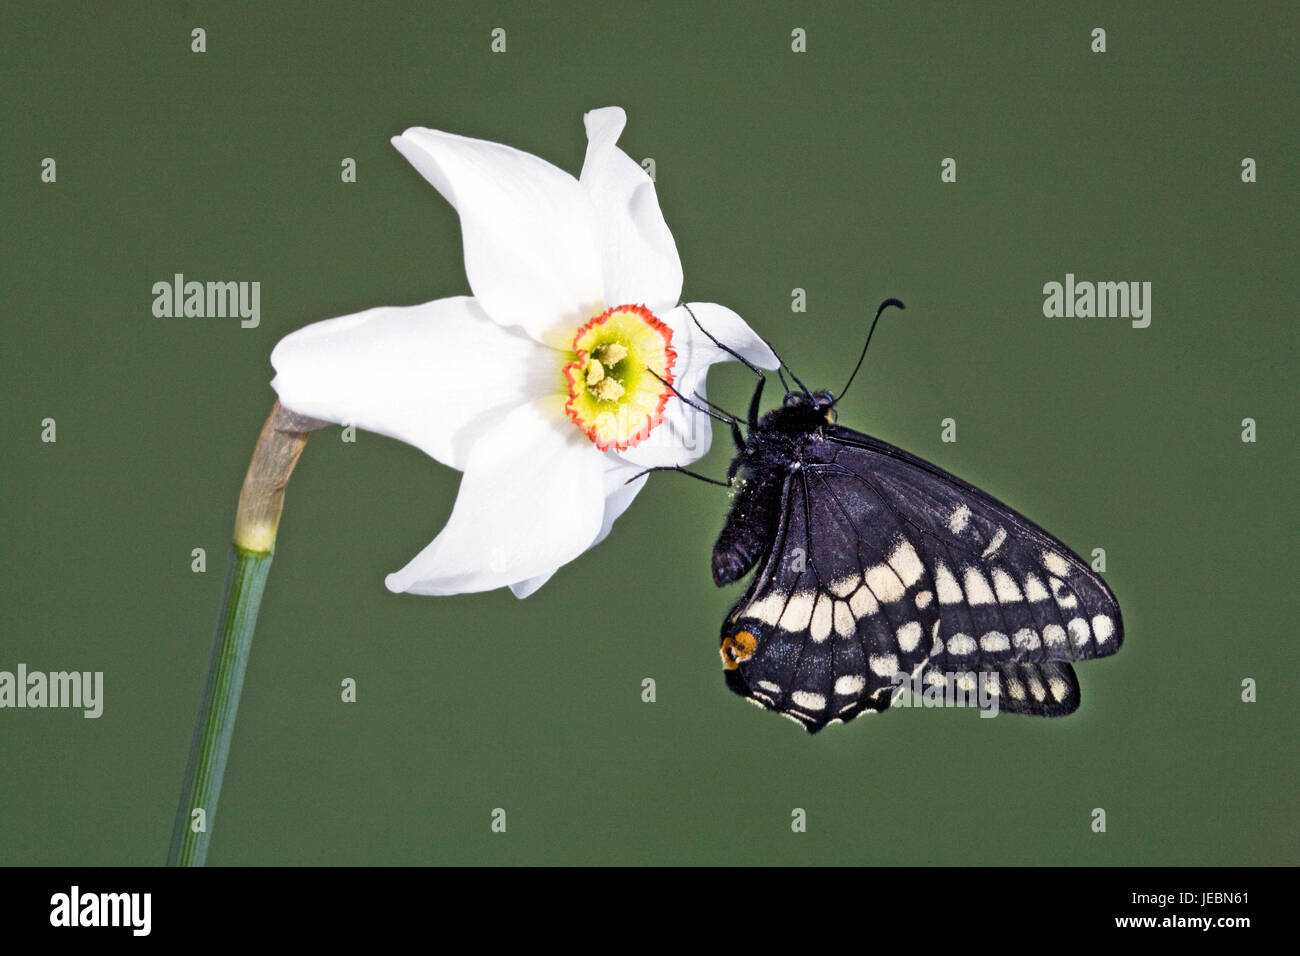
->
(721, 470), (943, 732)
(718, 423), (1122, 732)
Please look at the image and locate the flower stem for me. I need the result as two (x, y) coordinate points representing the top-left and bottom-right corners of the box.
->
(168, 402), (325, 866)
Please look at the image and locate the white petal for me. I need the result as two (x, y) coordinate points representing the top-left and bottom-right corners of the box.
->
(579, 107), (682, 314)
(270, 297), (556, 471)
(506, 570), (554, 601)
(508, 460), (647, 599)
(614, 302), (779, 468)
(590, 459), (650, 549)
(671, 302), (780, 371)
(392, 127), (606, 349)
(385, 396), (607, 595)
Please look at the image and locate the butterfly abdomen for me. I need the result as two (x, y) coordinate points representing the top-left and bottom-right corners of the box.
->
(711, 408), (833, 587)
(712, 467), (786, 586)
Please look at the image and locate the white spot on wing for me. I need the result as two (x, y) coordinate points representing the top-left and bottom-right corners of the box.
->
(1049, 677), (1069, 701)
(829, 576), (858, 598)
(1092, 614), (1114, 644)
(809, 594), (832, 642)
(980, 631), (1010, 652)
(1050, 576), (1078, 609)
(1042, 550), (1071, 577)
(963, 567), (995, 605)
(915, 590), (933, 609)
(864, 565), (906, 603)
(948, 504), (971, 534)
(869, 654), (898, 677)
(896, 621), (923, 653)
(833, 600), (855, 637)
(1068, 617), (1091, 648)
(1043, 624), (1066, 648)
(934, 562), (963, 604)
(834, 674), (865, 696)
(888, 540), (925, 587)
(1027, 673), (1046, 702)
(757, 680), (782, 694)
(848, 585), (878, 618)
(947, 633), (976, 655)
(779, 592), (814, 631)
(791, 690), (826, 711)
(744, 593), (785, 626)
(981, 527), (1007, 558)
(1024, 574), (1050, 602)
(992, 568), (1023, 602)
(1013, 628), (1040, 651)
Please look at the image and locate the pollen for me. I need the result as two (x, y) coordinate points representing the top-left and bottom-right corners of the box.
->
(592, 377), (625, 401)
(563, 304), (676, 451)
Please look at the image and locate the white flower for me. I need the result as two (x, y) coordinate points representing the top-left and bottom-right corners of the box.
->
(270, 107), (778, 597)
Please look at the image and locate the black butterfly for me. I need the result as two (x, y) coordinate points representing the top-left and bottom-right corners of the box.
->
(674, 300), (1122, 733)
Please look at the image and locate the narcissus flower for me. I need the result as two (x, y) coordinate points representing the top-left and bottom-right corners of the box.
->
(270, 107), (778, 597)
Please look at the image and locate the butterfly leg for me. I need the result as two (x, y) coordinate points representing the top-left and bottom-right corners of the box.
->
(746, 374), (766, 432)
(623, 465), (731, 488)
(648, 370), (738, 428)
(646, 370), (748, 456)
(688, 389), (747, 450)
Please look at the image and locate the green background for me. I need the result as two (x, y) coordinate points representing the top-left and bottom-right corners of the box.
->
(2, 1), (1295, 865)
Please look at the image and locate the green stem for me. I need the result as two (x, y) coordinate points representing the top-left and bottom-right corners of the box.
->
(168, 402), (325, 866)
(167, 545), (272, 866)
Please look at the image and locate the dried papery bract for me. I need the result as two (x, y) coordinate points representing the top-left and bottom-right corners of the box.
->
(168, 403), (325, 866)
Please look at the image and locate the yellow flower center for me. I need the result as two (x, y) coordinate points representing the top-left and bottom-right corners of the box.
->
(563, 304), (676, 451)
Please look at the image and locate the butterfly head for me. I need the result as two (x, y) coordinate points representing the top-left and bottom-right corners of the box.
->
(756, 388), (838, 438)
(762, 299), (904, 433)
(782, 388), (838, 423)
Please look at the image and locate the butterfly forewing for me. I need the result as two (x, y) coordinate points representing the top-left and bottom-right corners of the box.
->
(718, 424), (1122, 732)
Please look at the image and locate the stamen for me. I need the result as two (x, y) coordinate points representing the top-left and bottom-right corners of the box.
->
(593, 342), (627, 365)
(592, 377), (624, 401)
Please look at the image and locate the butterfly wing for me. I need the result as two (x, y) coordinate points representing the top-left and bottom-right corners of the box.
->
(719, 426), (1122, 732)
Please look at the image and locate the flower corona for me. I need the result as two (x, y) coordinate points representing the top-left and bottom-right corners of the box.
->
(563, 304), (677, 451)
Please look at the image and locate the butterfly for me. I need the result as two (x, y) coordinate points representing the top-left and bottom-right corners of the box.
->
(674, 300), (1122, 733)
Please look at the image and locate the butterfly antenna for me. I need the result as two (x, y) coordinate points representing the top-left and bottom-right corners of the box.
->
(835, 298), (906, 403)
(682, 302), (810, 397)
(783, 363), (813, 397)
